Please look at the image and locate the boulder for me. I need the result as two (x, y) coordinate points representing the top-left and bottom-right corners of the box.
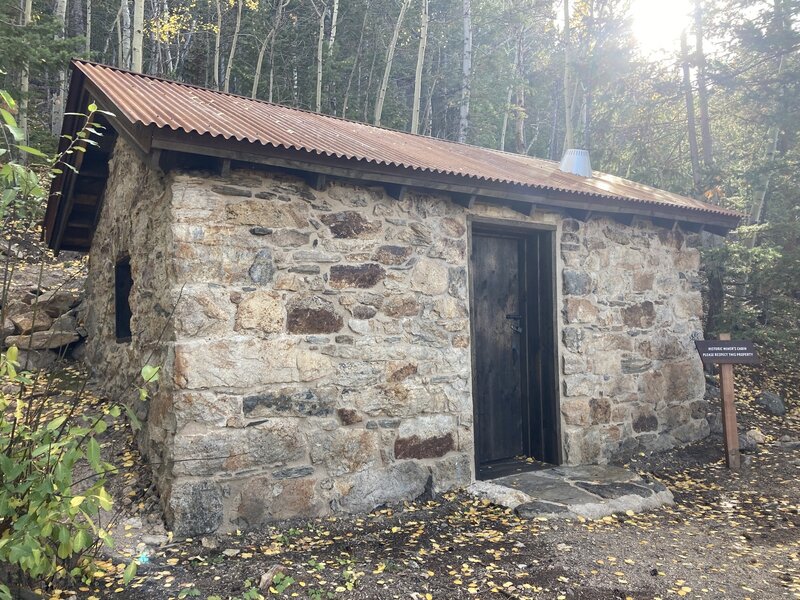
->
(339, 461), (430, 513)
(14, 349), (59, 371)
(755, 391), (786, 416)
(1, 319), (14, 339)
(32, 289), (81, 317)
(5, 330), (81, 350)
(738, 431), (758, 453)
(50, 313), (78, 332)
(166, 480), (224, 537)
(10, 311), (54, 335)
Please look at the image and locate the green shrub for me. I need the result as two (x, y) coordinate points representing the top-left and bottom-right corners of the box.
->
(0, 346), (118, 599)
(0, 92), (157, 598)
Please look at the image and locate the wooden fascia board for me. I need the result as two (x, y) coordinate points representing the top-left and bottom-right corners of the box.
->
(45, 67), (89, 246)
(149, 130), (741, 232)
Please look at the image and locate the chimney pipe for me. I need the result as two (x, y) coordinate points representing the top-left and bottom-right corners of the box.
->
(559, 149), (592, 178)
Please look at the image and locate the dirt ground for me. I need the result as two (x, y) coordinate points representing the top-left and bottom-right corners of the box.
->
(31, 363), (792, 600)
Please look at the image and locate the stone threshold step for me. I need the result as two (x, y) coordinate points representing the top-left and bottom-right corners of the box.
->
(468, 464), (673, 520)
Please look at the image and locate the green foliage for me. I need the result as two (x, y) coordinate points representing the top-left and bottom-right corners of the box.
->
(271, 571), (295, 593)
(703, 220), (800, 369)
(0, 346), (116, 597)
(0, 93), (154, 597)
(0, 93), (45, 227)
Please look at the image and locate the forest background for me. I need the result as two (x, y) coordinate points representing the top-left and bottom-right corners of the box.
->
(0, 0), (797, 364)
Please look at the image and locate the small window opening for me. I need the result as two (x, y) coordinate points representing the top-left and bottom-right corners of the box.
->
(115, 257), (133, 342)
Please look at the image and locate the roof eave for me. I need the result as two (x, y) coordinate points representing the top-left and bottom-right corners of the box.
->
(147, 126), (742, 234)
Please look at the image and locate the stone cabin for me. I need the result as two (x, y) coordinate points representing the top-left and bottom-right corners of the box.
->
(45, 60), (740, 536)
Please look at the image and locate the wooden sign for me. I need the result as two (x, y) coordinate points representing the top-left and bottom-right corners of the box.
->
(695, 340), (760, 365)
(695, 334), (758, 471)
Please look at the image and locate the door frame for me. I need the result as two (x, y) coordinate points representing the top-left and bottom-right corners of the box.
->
(467, 216), (563, 473)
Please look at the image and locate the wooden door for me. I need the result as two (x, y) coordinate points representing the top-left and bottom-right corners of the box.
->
(472, 233), (525, 464)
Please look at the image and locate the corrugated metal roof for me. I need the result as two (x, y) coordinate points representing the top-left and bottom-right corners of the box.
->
(70, 60), (739, 220)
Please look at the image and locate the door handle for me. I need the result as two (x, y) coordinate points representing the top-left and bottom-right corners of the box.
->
(506, 314), (522, 334)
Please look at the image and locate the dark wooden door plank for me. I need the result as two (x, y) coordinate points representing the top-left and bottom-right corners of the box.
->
(472, 234), (524, 464)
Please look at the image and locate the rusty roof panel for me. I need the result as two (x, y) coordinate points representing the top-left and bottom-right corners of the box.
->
(71, 60), (739, 219)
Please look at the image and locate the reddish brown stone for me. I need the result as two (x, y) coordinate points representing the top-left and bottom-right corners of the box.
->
(336, 408), (362, 425)
(394, 433), (454, 459)
(329, 264), (385, 289)
(387, 363), (417, 383)
(373, 245), (413, 265)
(320, 211), (381, 238)
(287, 296), (343, 334)
(622, 301), (656, 328)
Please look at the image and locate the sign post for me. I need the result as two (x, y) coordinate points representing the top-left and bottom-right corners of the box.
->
(694, 334), (760, 471)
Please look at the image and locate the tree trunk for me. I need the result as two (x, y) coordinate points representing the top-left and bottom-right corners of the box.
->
(695, 0), (713, 169)
(70, 0), (85, 42)
(328, 0), (339, 53)
(50, 0), (68, 135)
(176, 18), (196, 74)
(364, 44), (377, 122)
(411, 0), (428, 134)
(548, 81), (559, 160)
(19, 0), (33, 149)
(268, 1), (285, 103)
(85, 0), (92, 56)
(514, 83), (525, 154)
(162, 0), (174, 73)
(148, 0), (160, 74)
(499, 39), (520, 151)
(457, 0), (472, 143)
(374, 0), (410, 126)
(252, 0), (288, 98)
(747, 54), (784, 238)
(212, 0), (222, 89)
(315, 2), (326, 112)
(102, 5), (121, 59)
(342, 0), (370, 118)
(681, 30), (702, 193)
(121, 0), (131, 68)
(562, 0), (574, 150)
(132, 0), (144, 71)
(223, 0), (243, 92)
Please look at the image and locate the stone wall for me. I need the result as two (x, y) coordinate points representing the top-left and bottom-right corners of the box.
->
(83, 140), (177, 487)
(557, 216), (709, 463)
(85, 138), (708, 536)
(164, 168), (474, 535)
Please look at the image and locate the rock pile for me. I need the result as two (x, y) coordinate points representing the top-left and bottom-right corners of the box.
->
(1, 287), (85, 368)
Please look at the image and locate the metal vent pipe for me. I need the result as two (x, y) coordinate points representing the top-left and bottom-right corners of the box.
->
(559, 149), (592, 178)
